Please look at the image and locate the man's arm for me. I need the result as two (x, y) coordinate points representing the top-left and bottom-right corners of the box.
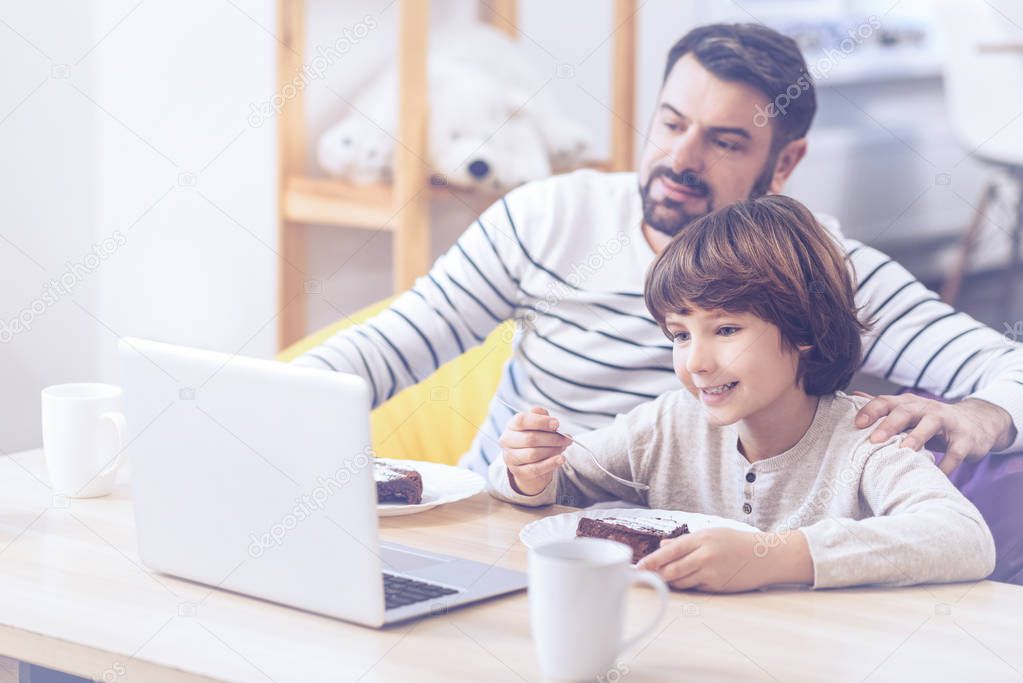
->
(292, 194), (526, 407)
(847, 239), (1023, 458)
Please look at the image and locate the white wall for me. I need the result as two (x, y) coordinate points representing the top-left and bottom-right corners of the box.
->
(93, 0), (278, 378)
(1, 1), (102, 452)
(1, 0), (278, 452)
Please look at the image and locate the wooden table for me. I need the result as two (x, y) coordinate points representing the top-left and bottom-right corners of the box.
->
(1, 449), (1021, 682)
(978, 42), (1023, 53)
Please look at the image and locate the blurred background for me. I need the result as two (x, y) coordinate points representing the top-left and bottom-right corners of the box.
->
(2, 0), (1022, 452)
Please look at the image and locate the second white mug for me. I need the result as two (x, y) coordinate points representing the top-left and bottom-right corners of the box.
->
(41, 382), (128, 498)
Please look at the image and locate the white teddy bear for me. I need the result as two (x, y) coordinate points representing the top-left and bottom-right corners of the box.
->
(317, 23), (592, 191)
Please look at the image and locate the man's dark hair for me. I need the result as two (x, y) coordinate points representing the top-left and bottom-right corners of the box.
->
(644, 195), (870, 396)
(664, 23), (817, 147)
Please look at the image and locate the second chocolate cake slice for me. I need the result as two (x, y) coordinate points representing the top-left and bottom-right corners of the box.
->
(374, 461), (424, 505)
(576, 516), (689, 563)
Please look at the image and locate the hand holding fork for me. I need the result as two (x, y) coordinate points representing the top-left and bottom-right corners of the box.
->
(495, 398), (649, 495)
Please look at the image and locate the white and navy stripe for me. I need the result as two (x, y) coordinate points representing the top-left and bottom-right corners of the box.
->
(849, 239), (1023, 418)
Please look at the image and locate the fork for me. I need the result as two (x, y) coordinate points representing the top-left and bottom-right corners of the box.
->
(495, 397), (650, 492)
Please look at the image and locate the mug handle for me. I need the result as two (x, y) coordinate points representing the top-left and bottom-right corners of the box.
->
(96, 411), (128, 480)
(620, 569), (669, 654)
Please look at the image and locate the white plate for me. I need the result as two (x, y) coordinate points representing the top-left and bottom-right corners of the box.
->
(376, 458), (485, 517)
(519, 508), (759, 549)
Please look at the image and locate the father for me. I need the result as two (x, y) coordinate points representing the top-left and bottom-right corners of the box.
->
(295, 24), (1023, 580)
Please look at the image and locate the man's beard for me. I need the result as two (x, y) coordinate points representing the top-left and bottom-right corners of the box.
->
(639, 156), (776, 239)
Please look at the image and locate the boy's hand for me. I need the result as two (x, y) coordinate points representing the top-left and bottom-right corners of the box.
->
(499, 406), (573, 496)
(637, 528), (813, 593)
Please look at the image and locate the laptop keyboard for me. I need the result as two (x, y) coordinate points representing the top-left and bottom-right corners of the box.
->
(383, 573), (459, 610)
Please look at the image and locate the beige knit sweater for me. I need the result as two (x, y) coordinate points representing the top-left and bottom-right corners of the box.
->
(489, 390), (996, 588)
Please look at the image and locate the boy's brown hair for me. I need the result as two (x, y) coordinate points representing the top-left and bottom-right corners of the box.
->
(644, 194), (870, 396)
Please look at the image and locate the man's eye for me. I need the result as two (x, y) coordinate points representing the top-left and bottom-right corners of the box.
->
(714, 139), (740, 151)
(718, 326), (740, 337)
(663, 121), (681, 132)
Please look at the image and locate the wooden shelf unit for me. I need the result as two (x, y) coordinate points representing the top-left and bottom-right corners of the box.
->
(276, 0), (638, 349)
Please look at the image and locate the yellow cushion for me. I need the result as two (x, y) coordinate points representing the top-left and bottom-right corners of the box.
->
(277, 298), (513, 465)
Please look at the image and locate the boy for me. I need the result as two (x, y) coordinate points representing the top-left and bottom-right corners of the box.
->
(489, 195), (995, 592)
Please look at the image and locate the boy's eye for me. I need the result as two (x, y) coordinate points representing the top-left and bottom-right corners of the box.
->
(717, 326), (740, 337)
(671, 331), (690, 343)
(663, 120), (681, 132)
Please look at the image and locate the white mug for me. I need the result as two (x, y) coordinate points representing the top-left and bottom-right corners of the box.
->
(41, 383), (128, 498)
(529, 538), (669, 682)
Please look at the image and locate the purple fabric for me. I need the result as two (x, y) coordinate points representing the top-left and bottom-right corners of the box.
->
(897, 389), (1023, 584)
(937, 449), (1023, 584)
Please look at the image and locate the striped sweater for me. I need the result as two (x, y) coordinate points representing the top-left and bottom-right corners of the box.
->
(293, 170), (1023, 473)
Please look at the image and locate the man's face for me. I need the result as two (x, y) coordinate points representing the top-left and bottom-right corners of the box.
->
(638, 54), (778, 239)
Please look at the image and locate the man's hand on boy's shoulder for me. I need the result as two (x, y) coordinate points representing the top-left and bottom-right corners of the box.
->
(852, 391), (1017, 474)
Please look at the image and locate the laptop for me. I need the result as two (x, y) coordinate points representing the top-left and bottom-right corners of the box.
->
(118, 337), (526, 627)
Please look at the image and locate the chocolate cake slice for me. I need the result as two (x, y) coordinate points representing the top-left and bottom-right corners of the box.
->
(576, 516), (689, 563)
(374, 461), (424, 505)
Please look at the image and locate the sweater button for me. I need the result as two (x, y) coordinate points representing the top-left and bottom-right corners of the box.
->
(742, 503), (752, 514)
(745, 472), (756, 483)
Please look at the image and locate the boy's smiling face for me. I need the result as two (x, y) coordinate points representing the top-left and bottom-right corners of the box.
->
(664, 306), (804, 426)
